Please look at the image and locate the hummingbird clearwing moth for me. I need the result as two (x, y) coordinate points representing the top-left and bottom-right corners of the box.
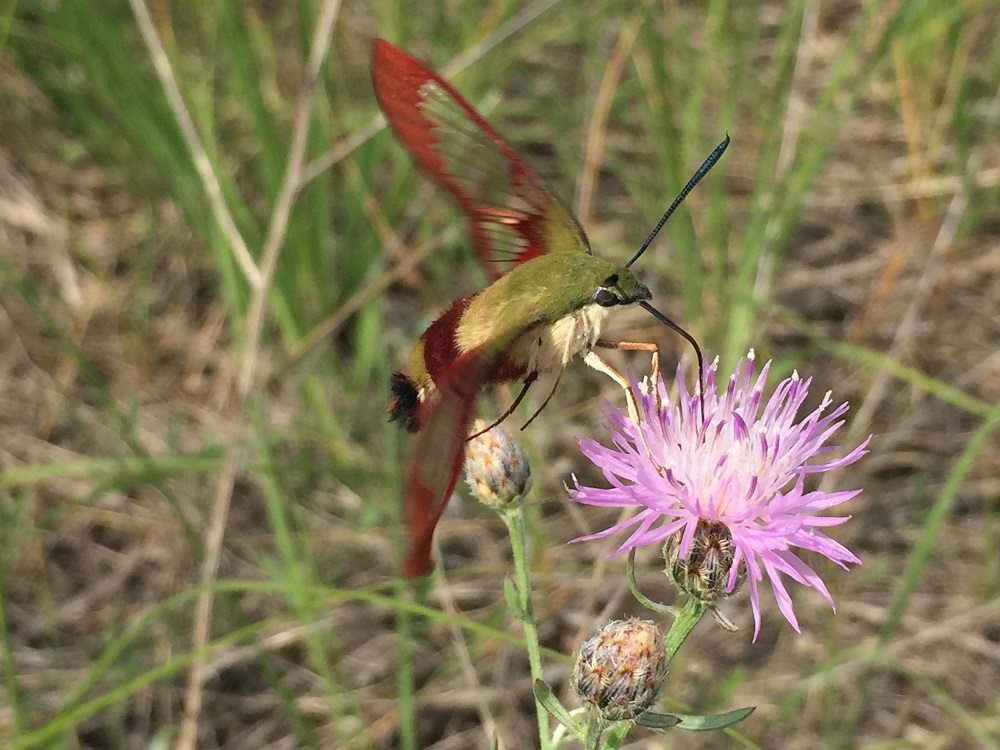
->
(372, 39), (727, 576)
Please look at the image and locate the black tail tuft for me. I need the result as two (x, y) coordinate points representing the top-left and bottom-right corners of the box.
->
(388, 372), (421, 433)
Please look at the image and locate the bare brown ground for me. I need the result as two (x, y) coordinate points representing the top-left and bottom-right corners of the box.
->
(2, 13), (1000, 750)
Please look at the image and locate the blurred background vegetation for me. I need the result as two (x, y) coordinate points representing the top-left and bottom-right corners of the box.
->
(1, 0), (999, 747)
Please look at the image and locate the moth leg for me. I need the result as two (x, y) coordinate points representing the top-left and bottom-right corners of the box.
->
(519, 366), (566, 431)
(467, 374), (537, 441)
(595, 339), (661, 411)
(585, 347), (664, 474)
(582, 350), (642, 425)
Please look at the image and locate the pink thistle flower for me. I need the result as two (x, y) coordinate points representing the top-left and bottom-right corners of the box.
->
(570, 352), (870, 640)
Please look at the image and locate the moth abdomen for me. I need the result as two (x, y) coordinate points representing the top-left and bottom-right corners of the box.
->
(388, 372), (421, 432)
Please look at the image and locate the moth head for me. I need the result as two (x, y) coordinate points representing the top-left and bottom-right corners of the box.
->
(591, 270), (651, 308)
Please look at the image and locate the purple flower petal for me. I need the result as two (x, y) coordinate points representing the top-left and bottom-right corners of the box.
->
(569, 352), (869, 641)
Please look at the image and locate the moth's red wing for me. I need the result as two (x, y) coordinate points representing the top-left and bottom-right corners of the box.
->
(401, 346), (490, 576)
(401, 317), (545, 576)
(372, 39), (591, 281)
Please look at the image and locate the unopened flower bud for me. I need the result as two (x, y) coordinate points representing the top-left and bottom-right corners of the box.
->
(663, 520), (747, 605)
(464, 420), (531, 511)
(572, 618), (668, 722)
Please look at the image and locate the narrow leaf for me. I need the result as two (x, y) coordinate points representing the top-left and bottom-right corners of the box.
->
(533, 680), (585, 740)
(673, 706), (755, 730)
(503, 576), (529, 622)
(634, 711), (681, 729)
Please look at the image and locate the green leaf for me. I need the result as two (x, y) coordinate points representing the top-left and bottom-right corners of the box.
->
(503, 576), (529, 622)
(673, 706), (755, 730)
(633, 711), (682, 729)
(533, 680), (585, 740)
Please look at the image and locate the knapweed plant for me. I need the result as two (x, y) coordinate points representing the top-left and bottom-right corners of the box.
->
(464, 352), (869, 749)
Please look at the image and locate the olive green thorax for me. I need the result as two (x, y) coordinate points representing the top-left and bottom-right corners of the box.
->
(457, 253), (651, 350)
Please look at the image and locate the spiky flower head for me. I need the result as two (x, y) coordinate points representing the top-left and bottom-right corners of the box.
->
(464, 419), (532, 511)
(570, 352), (870, 640)
(572, 618), (668, 723)
(663, 519), (747, 606)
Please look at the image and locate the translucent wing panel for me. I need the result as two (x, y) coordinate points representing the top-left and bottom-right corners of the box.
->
(401, 316), (544, 576)
(402, 341), (498, 576)
(372, 40), (590, 280)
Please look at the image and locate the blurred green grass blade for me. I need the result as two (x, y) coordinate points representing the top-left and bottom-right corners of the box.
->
(0, 555), (26, 736)
(212, 0), (320, 341)
(630, 18), (703, 317)
(0, 452), (224, 489)
(911, 669), (1000, 749)
(395, 580), (418, 750)
(881, 402), (1000, 642)
(832, 397), (1000, 748)
(772, 300), (996, 416)
(726, 0), (929, 362)
(11, 594), (282, 750)
(0, 257), (219, 559)
(816, 339), (995, 417)
(256, 463), (368, 750)
(216, 0), (285, 201)
(0, 0), (16, 56)
(15, 1), (252, 321)
(626, 0), (810, 335)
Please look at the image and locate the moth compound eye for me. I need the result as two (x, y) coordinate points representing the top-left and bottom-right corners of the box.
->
(593, 287), (618, 307)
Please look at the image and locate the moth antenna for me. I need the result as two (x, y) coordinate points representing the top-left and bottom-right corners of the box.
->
(626, 135), (727, 421)
(625, 134), (730, 269)
(638, 301), (706, 422)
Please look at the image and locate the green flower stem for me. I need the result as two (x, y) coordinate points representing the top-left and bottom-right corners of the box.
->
(603, 721), (629, 748)
(626, 548), (673, 613)
(581, 713), (628, 748)
(583, 714), (605, 750)
(664, 597), (706, 660)
(502, 504), (552, 750)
